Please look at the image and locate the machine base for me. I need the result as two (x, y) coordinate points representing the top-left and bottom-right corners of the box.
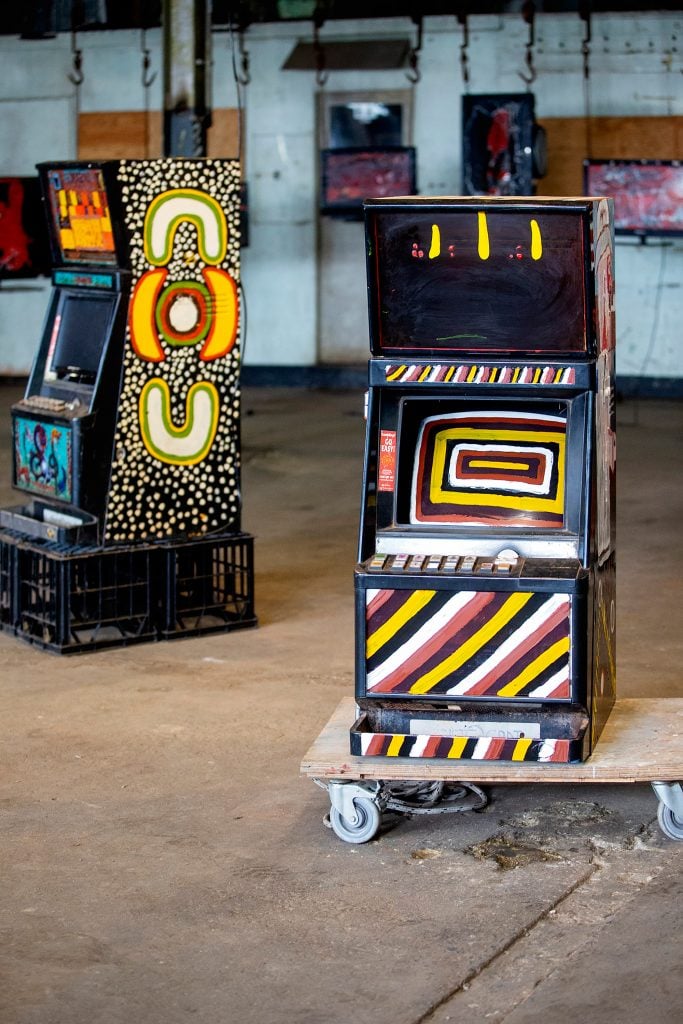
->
(350, 702), (590, 763)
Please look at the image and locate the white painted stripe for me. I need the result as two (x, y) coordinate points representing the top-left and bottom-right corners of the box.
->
(445, 593), (569, 695)
(409, 735), (430, 757)
(360, 734), (373, 754)
(527, 665), (570, 699)
(428, 365), (442, 382)
(473, 737), (492, 759)
(538, 739), (557, 762)
(366, 588), (380, 605)
(367, 591), (481, 690)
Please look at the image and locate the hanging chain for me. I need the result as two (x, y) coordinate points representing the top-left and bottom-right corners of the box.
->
(406, 15), (423, 84)
(313, 14), (327, 87)
(458, 13), (470, 90)
(518, 1), (537, 88)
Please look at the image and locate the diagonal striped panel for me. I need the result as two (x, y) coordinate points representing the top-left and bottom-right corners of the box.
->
(353, 729), (576, 762)
(365, 588), (571, 700)
(411, 409), (567, 528)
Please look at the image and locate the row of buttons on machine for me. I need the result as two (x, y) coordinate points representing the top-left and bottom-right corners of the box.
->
(19, 395), (69, 412)
(367, 553), (518, 576)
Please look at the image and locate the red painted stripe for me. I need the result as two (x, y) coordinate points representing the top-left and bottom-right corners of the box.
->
(366, 588), (394, 619)
(541, 676), (571, 699)
(484, 738), (507, 760)
(365, 734), (387, 756)
(424, 735), (442, 757)
(550, 739), (571, 762)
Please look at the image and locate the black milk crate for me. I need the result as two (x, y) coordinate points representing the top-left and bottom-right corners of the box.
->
(160, 532), (256, 639)
(14, 541), (157, 654)
(0, 532), (17, 629)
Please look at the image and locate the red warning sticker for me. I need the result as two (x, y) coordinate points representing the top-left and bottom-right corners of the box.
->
(378, 430), (397, 491)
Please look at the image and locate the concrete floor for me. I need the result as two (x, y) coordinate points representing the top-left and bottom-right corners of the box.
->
(0, 385), (681, 1024)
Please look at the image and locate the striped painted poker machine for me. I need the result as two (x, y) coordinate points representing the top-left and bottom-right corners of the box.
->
(351, 196), (616, 764)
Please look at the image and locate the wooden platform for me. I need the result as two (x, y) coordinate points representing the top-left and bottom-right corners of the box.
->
(301, 697), (683, 784)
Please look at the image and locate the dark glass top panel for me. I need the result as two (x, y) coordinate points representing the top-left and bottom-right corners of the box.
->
(367, 206), (589, 355)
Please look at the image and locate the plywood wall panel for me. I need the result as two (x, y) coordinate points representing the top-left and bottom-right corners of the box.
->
(540, 116), (683, 196)
(78, 110), (241, 161)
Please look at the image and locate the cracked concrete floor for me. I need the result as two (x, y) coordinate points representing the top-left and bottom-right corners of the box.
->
(0, 387), (681, 1024)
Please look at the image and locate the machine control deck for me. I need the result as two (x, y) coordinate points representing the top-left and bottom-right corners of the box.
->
(364, 553), (520, 576)
(362, 553), (583, 579)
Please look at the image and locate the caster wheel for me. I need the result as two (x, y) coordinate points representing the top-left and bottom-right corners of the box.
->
(657, 801), (683, 841)
(330, 797), (381, 844)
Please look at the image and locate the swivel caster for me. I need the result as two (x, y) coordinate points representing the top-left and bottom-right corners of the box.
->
(652, 781), (683, 841)
(327, 781), (382, 844)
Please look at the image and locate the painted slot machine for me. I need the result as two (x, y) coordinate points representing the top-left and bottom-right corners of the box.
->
(0, 159), (255, 651)
(351, 196), (615, 763)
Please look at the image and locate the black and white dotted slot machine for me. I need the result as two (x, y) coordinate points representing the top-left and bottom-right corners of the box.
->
(351, 196), (615, 764)
(0, 159), (255, 651)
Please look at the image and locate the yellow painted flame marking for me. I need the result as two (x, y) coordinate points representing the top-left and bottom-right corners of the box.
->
(429, 223), (441, 258)
(478, 212), (490, 260)
(530, 219), (542, 260)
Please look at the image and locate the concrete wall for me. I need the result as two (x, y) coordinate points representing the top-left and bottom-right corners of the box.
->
(0, 13), (681, 383)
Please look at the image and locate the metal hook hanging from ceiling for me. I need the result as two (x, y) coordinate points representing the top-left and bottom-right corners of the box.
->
(580, 2), (592, 82)
(457, 13), (470, 90)
(140, 27), (157, 89)
(406, 15), (423, 84)
(518, 0), (537, 88)
(236, 24), (250, 86)
(68, 28), (84, 86)
(313, 12), (328, 87)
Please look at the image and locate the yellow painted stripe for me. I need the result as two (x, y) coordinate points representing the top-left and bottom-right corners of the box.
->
(533, 367), (542, 384)
(530, 218), (542, 260)
(554, 367), (564, 383)
(478, 211), (490, 259)
(419, 365), (432, 381)
(409, 593), (534, 694)
(466, 365), (478, 383)
(489, 367), (498, 382)
(387, 735), (404, 756)
(496, 636), (570, 697)
(429, 427), (565, 512)
(387, 364), (407, 381)
(445, 366), (456, 382)
(447, 737), (469, 759)
(429, 223), (441, 259)
(512, 367), (521, 382)
(469, 459), (530, 471)
(366, 589), (436, 659)
(512, 738), (533, 761)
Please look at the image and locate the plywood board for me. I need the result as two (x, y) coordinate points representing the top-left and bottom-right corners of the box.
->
(78, 108), (241, 160)
(540, 115), (683, 196)
(301, 696), (683, 784)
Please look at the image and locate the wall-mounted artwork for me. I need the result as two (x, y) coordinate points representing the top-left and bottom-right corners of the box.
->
(463, 94), (544, 197)
(0, 177), (50, 278)
(584, 159), (683, 237)
(321, 146), (416, 218)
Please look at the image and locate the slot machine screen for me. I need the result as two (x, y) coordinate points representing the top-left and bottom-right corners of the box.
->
(367, 206), (589, 355)
(45, 167), (117, 265)
(408, 405), (567, 530)
(47, 291), (117, 384)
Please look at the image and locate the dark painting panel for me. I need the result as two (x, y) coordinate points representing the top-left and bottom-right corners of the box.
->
(368, 207), (587, 354)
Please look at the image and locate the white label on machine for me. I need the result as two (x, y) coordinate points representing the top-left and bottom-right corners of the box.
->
(411, 719), (541, 740)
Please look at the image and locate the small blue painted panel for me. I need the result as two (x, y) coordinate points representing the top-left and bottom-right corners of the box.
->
(14, 415), (73, 502)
